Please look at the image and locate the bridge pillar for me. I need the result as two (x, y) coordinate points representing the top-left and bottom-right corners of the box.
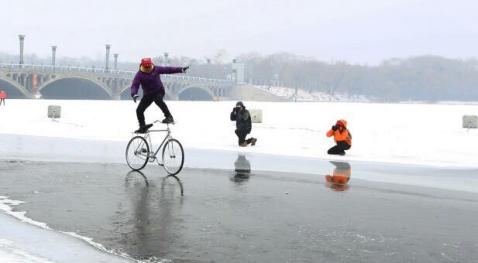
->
(113, 54), (118, 70)
(105, 44), (111, 72)
(18, 35), (25, 66)
(164, 52), (169, 65)
(51, 46), (57, 69)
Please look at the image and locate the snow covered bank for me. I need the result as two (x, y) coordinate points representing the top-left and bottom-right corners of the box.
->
(0, 195), (134, 263)
(0, 99), (477, 167)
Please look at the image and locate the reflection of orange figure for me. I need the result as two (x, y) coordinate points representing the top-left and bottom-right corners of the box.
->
(325, 161), (351, 191)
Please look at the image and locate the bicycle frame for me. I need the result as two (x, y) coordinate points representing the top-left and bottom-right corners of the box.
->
(126, 121), (184, 174)
(140, 126), (172, 164)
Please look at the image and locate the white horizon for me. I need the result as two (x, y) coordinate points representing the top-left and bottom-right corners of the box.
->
(2, 0), (478, 65)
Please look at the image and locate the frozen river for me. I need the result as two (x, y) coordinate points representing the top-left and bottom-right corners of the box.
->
(1, 159), (477, 262)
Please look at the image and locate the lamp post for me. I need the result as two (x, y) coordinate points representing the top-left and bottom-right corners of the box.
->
(164, 52), (169, 65)
(113, 53), (118, 70)
(105, 44), (111, 72)
(51, 46), (57, 69)
(18, 35), (25, 67)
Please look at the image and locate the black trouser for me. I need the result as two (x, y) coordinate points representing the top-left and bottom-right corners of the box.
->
(235, 128), (252, 145)
(136, 91), (171, 127)
(327, 141), (351, 155)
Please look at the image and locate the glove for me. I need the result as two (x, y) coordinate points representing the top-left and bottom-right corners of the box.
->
(132, 95), (139, 103)
(182, 65), (190, 73)
(332, 125), (338, 131)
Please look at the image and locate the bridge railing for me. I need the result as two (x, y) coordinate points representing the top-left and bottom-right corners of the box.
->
(0, 63), (234, 84)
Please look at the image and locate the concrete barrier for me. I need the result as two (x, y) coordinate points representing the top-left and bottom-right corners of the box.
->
(463, 115), (477, 128)
(48, 105), (61, 119)
(249, 109), (263, 123)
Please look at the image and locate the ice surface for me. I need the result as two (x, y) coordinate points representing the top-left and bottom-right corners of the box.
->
(0, 99), (477, 262)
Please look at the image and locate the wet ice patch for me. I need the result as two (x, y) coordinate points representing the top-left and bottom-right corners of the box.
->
(0, 196), (51, 229)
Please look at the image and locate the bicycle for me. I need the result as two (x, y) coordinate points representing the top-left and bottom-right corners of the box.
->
(125, 120), (184, 175)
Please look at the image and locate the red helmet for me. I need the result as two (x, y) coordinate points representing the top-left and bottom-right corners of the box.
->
(140, 58), (153, 67)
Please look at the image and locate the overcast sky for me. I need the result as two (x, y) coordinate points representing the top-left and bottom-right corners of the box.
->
(1, 0), (477, 64)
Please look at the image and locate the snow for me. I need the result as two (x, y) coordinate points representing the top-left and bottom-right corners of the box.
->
(1, 99), (477, 167)
(0, 98), (478, 262)
(255, 85), (372, 102)
(0, 196), (134, 263)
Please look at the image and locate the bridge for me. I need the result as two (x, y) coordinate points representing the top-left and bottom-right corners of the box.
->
(0, 63), (235, 100)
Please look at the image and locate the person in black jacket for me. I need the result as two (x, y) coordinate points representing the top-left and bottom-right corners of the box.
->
(230, 101), (257, 147)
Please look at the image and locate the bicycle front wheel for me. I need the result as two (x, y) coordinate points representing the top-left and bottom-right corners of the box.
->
(126, 136), (150, 171)
(161, 138), (184, 175)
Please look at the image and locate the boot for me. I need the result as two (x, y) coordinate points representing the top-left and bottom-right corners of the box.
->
(250, 138), (257, 146)
(162, 115), (174, 124)
(239, 142), (248, 147)
(135, 123), (153, 133)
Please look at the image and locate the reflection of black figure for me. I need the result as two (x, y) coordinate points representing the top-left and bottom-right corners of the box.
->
(325, 161), (351, 192)
(232, 154), (251, 183)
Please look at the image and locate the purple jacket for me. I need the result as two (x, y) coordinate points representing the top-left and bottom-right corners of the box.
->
(130, 66), (183, 96)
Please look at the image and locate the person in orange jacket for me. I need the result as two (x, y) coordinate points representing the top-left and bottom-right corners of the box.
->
(326, 119), (352, 155)
(0, 90), (6, 106)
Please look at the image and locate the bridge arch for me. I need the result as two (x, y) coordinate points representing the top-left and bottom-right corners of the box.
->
(177, 86), (214, 101)
(0, 76), (31, 98)
(38, 76), (112, 99)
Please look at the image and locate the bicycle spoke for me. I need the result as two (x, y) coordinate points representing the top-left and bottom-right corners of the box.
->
(162, 139), (184, 175)
(126, 136), (149, 171)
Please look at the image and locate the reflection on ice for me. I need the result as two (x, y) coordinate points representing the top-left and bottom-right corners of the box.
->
(232, 154), (251, 183)
(325, 161), (351, 192)
(125, 170), (149, 187)
(162, 175), (184, 196)
(121, 170), (184, 261)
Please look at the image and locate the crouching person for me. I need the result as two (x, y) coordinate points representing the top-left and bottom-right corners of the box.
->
(230, 101), (257, 147)
(326, 119), (352, 155)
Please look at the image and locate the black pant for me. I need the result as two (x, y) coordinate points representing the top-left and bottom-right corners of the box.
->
(235, 128), (252, 145)
(136, 91), (171, 127)
(327, 141), (351, 155)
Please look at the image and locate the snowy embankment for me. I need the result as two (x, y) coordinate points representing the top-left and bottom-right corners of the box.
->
(0, 99), (477, 168)
(0, 199), (133, 263)
(255, 85), (371, 102)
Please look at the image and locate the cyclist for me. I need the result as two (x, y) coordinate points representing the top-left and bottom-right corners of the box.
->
(131, 57), (189, 133)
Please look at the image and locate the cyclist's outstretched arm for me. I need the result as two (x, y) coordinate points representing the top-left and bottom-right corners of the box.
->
(155, 66), (184, 75)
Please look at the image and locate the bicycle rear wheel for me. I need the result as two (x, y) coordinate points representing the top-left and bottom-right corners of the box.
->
(126, 136), (150, 171)
(161, 138), (184, 175)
